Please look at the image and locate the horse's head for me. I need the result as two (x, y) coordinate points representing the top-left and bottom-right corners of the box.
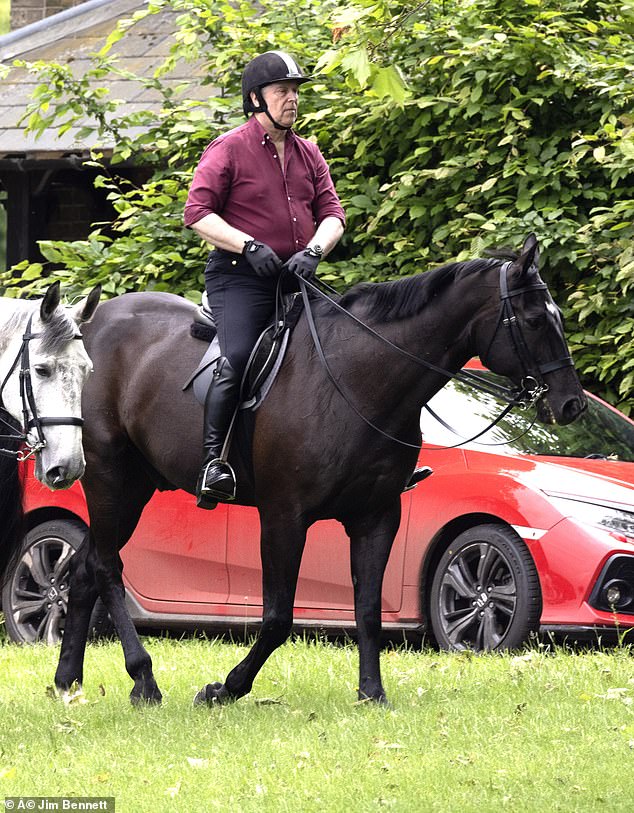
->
(477, 235), (586, 426)
(1, 282), (101, 489)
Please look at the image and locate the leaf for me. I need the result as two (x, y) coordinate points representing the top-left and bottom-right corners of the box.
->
(314, 48), (343, 75)
(370, 66), (409, 105)
(165, 780), (181, 798)
(342, 47), (372, 88)
(186, 757), (209, 768)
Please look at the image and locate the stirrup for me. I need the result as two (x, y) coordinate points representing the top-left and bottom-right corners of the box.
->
(199, 458), (237, 502)
(403, 466), (433, 492)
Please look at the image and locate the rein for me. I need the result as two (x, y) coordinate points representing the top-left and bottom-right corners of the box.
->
(0, 313), (84, 461)
(295, 261), (566, 451)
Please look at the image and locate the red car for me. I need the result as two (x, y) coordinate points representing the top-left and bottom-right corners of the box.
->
(3, 365), (634, 650)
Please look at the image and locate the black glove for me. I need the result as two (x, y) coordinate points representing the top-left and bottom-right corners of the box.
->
(242, 240), (283, 277)
(286, 246), (322, 280)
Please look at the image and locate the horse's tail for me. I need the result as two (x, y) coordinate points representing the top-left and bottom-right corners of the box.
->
(0, 410), (25, 585)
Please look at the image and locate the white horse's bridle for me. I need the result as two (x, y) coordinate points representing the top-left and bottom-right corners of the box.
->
(0, 313), (84, 460)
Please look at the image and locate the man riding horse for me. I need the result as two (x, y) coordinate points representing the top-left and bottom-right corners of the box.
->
(184, 50), (346, 508)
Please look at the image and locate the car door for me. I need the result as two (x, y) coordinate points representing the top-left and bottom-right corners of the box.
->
(121, 490), (229, 607)
(225, 501), (411, 616)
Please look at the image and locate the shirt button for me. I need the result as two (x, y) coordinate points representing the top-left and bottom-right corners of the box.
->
(231, 260), (237, 266)
(293, 217), (297, 222)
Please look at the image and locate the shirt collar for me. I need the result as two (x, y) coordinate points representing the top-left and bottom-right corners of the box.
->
(248, 114), (296, 146)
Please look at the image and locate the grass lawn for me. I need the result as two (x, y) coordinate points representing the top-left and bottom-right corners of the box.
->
(1, 634), (634, 811)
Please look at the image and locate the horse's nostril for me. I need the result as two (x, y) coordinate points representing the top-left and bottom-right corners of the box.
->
(47, 466), (68, 486)
(563, 396), (586, 424)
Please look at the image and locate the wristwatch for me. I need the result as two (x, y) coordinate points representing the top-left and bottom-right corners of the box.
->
(305, 245), (323, 258)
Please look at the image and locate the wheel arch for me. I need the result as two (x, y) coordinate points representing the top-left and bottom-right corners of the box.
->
(24, 506), (88, 535)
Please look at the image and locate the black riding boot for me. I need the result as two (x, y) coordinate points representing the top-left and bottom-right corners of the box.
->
(196, 356), (241, 508)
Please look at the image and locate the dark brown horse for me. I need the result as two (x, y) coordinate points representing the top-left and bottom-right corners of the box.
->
(40, 236), (585, 705)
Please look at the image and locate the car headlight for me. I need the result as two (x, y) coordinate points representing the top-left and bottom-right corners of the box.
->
(548, 496), (634, 541)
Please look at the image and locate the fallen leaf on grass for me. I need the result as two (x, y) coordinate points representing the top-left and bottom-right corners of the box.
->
(54, 719), (84, 734)
(373, 740), (404, 750)
(598, 688), (632, 705)
(62, 687), (87, 706)
(165, 780), (181, 798)
(186, 757), (209, 769)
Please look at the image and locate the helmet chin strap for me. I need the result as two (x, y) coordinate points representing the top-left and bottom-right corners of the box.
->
(254, 89), (293, 131)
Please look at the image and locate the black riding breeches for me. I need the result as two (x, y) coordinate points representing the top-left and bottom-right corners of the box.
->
(204, 251), (279, 377)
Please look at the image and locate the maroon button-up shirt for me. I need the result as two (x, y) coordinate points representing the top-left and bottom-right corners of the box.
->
(184, 116), (345, 261)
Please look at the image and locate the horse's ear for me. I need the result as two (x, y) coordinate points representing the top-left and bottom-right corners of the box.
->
(519, 234), (539, 274)
(71, 284), (101, 325)
(40, 281), (61, 323)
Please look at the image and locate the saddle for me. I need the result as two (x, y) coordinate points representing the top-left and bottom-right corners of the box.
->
(182, 292), (303, 410)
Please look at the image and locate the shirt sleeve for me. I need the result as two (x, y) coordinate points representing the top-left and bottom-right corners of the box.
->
(183, 138), (233, 228)
(310, 147), (346, 228)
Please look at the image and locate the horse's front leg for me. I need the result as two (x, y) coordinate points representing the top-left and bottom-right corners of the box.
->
(195, 513), (307, 706)
(55, 536), (99, 692)
(346, 501), (401, 704)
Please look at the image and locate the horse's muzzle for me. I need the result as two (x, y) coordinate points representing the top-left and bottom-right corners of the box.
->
(538, 393), (587, 426)
(39, 461), (86, 491)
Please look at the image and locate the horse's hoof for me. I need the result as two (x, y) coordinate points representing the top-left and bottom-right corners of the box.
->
(130, 684), (163, 706)
(194, 682), (232, 706)
(357, 690), (391, 707)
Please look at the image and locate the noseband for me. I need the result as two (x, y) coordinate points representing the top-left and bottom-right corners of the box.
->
(487, 262), (575, 405)
(0, 313), (84, 460)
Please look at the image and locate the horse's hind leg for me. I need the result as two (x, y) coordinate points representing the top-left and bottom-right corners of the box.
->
(346, 502), (401, 704)
(93, 545), (162, 705)
(195, 513), (306, 705)
(55, 534), (99, 692)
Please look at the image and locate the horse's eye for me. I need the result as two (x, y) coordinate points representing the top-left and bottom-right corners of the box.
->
(33, 364), (52, 378)
(525, 314), (545, 330)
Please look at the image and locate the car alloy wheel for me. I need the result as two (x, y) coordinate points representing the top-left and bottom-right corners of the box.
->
(429, 524), (542, 651)
(2, 519), (86, 644)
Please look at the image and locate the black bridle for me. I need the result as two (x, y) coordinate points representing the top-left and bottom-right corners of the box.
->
(481, 261), (574, 399)
(0, 313), (84, 461)
(295, 260), (573, 450)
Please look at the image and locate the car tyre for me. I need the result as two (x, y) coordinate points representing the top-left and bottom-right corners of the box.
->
(429, 524), (542, 651)
(2, 518), (114, 645)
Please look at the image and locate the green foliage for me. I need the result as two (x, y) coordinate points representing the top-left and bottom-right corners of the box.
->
(0, 0), (9, 36)
(1, 0), (632, 412)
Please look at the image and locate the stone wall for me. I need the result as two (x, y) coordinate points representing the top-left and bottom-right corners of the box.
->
(10, 0), (86, 30)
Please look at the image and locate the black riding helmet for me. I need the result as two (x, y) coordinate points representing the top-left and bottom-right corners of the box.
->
(241, 51), (311, 130)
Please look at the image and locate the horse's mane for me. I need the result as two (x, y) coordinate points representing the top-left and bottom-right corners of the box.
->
(0, 301), (77, 354)
(339, 256), (507, 322)
(38, 306), (78, 353)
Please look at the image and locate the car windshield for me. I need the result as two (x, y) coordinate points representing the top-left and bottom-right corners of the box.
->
(420, 372), (634, 462)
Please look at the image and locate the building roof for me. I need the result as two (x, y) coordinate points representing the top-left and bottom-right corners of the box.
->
(0, 0), (211, 161)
